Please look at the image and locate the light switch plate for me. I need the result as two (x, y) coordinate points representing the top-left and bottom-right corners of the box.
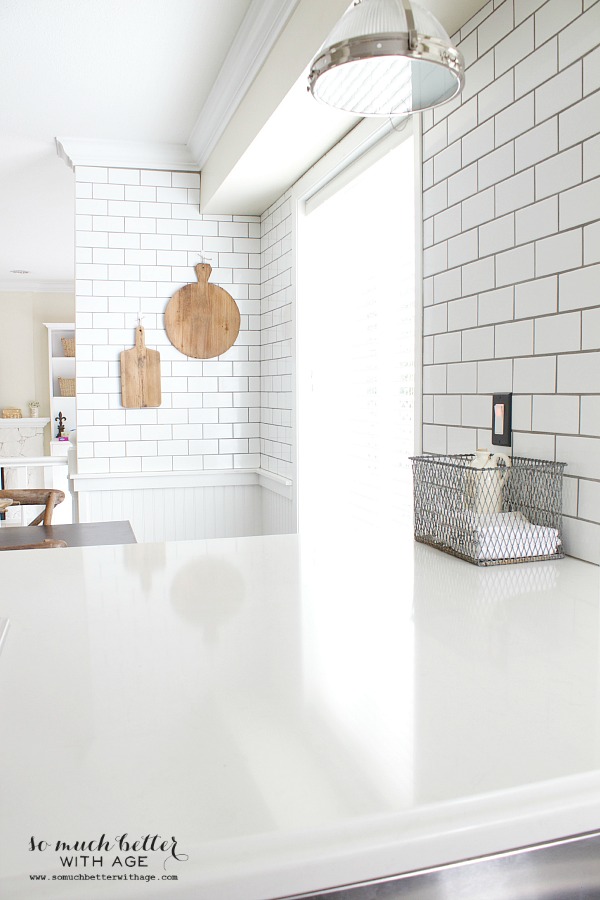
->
(492, 393), (512, 447)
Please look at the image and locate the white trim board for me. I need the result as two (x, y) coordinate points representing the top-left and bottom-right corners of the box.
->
(303, 118), (414, 214)
(72, 467), (293, 499)
(298, 116), (414, 210)
(0, 455), (64, 466)
(414, 117), (424, 457)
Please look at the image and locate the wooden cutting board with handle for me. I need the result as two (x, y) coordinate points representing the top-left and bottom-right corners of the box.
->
(120, 326), (162, 408)
(164, 263), (240, 359)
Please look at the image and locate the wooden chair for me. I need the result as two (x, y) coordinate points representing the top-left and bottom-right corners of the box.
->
(0, 489), (65, 526)
(0, 539), (67, 551)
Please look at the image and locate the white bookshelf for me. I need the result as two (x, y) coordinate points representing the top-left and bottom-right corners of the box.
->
(44, 323), (75, 457)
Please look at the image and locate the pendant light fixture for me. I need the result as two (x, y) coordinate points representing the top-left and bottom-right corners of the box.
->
(308, 0), (465, 117)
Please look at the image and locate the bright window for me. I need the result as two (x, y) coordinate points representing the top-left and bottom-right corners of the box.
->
(298, 135), (416, 538)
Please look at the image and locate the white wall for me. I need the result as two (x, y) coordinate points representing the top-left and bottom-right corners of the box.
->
(74, 166), (261, 475)
(0, 290), (74, 440)
(421, 0), (600, 564)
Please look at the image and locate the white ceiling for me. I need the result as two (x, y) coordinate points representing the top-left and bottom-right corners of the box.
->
(0, 0), (486, 290)
(0, 0), (254, 288)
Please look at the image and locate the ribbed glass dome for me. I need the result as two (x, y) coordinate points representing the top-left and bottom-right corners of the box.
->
(309, 0), (464, 116)
(324, 0), (449, 45)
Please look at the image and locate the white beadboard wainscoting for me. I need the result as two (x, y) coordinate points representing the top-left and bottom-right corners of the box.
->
(260, 472), (295, 535)
(73, 469), (294, 543)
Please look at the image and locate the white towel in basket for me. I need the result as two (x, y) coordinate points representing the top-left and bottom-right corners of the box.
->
(475, 511), (560, 561)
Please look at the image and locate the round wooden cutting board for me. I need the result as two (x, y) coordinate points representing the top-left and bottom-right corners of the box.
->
(165, 263), (240, 359)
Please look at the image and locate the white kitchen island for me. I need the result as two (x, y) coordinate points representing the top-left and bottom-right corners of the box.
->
(0, 528), (599, 900)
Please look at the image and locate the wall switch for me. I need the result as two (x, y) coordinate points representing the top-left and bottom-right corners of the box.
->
(492, 393), (512, 447)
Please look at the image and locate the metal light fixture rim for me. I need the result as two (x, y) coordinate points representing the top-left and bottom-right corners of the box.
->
(308, 32), (466, 115)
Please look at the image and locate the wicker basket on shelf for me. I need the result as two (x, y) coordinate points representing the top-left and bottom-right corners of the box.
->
(61, 336), (75, 357)
(58, 377), (76, 397)
(2, 407), (22, 418)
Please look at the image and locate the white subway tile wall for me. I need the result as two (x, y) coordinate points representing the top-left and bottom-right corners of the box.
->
(75, 167), (261, 475)
(422, 0), (600, 564)
(260, 191), (294, 480)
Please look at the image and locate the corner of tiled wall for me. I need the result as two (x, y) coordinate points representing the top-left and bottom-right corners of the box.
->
(260, 190), (294, 481)
(421, 0), (600, 563)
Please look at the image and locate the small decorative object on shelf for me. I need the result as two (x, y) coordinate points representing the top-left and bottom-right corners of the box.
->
(55, 411), (67, 439)
(410, 453), (567, 566)
(29, 401), (40, 418)
(2, 407), (22, 418)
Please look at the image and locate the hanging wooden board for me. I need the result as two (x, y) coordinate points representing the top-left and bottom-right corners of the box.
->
(164, 263), (240, 359)
(120, 326), (162, 408)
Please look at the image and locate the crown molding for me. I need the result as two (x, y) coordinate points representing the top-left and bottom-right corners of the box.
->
(187, 0), (301, 169)
(55, 138), (198, 172)
(0, 279), (74, 293)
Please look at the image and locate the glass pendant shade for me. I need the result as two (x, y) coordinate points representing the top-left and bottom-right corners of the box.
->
(308, 0), (465, 116)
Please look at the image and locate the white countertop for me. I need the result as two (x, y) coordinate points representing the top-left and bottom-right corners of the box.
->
(0, 528), (599, 899)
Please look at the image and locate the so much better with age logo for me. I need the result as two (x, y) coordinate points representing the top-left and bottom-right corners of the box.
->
(28, 833), (189, 885)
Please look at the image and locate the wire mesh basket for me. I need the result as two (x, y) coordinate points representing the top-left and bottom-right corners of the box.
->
(410, 454), (567, 566)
